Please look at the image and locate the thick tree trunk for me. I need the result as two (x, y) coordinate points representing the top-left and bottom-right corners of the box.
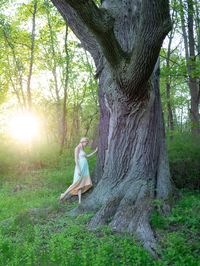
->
(77, 61), (172, 257)
(165, 21), (175, 140)
(51, 0), (172, 257)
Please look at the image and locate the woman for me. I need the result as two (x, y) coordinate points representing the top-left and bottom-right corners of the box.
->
(60, 137), (98, 204)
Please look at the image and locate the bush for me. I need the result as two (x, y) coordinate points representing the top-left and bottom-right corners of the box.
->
(168, 134), (200, 189)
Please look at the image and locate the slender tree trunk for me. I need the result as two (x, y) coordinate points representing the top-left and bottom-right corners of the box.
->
(60, 25), (69, 154)
(46, 5), (62, 141)
(165, 14), (176, 140)
(5, 53), (24, 110)
(187, 0), (200, 135)
(166, 83), (174, 137)
(180, 104), (183, 133)
(195, 0), (200, 56)
(3, 31), (27, 109)
(27, 0), (37, 110)
(194, 1), (200, 104)
(180, 0), (200, 135)
(84, 111), (98, 137)
(70, 104), (81, 146)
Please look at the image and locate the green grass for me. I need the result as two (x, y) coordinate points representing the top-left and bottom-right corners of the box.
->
(0, 164), (200, 265)
(151, 190), (200, 265)
(0, 168), (69, 221)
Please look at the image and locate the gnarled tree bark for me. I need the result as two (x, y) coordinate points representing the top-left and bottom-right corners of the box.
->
(51, 0), (173, 257)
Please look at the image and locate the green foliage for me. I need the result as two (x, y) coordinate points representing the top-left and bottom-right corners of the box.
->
(0, 211), (154, 265)
(1, 165), (200, 265)
(0, 0), (98, 148)
(0, 168), (66, 221)
(0, 163), (153, 265)
(151, 191), (200, 265)
(168, 134), (200, 189)
(0, 132), (99, 180)
(0, 139), (62, 175)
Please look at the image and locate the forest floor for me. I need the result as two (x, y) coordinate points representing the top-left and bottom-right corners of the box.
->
(0, 165), (200, 266)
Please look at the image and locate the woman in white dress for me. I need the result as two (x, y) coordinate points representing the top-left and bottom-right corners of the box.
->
(60, 137), (98, 204)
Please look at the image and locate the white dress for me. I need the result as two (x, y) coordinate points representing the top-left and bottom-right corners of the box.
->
(60, 148), (93, 199)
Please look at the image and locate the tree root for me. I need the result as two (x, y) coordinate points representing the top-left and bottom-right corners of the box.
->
(82, 196), (160, 258)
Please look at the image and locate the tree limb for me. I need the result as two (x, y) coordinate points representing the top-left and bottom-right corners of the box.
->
(51, 0), (101, 65)
(119, 0), (172, 97)
(51, 0), (128, 68)
(52, 0), (172, 99)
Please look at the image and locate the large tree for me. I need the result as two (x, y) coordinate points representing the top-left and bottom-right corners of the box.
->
(51, 0), (173, 256)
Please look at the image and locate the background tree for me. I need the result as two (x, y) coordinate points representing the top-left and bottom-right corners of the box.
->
(179, 0), (200, 135)
(161, 4), (179, 139)
(0, 0), (40, 111)
(0, 0), (98, 150)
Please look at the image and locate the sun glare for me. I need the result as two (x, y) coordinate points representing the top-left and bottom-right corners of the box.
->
(9, 112), (40, 143)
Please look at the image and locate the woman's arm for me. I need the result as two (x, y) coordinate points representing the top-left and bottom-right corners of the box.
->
(86, 147), (98, 158)
(75, 147), (81, 176)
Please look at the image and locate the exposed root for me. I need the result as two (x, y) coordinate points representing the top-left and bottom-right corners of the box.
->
(86, 196), (160, 258)
(136, 220), (159, 259)
(110, 199), (159, 258)
(88, 196), (121, 228)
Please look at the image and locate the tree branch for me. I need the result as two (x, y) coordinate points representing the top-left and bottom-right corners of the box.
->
(51, 0), (101, 65)
(52, 0), (172, 100)
(52, 0), (128, 68)
(119, 0), (172, 97)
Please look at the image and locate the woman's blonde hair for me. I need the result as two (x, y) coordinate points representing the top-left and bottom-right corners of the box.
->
(80, 137), (89, 143)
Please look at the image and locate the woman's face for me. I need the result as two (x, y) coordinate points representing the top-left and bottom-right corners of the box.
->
(82, 140), (89, 147)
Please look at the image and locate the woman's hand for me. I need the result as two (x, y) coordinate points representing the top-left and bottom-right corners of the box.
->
(86, 147), (98, 158)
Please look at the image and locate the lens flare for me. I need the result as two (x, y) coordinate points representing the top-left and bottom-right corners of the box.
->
(9, 112), (40, 143)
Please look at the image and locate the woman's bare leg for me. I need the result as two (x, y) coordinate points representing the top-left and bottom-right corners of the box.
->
(78, 189), (82, 204)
